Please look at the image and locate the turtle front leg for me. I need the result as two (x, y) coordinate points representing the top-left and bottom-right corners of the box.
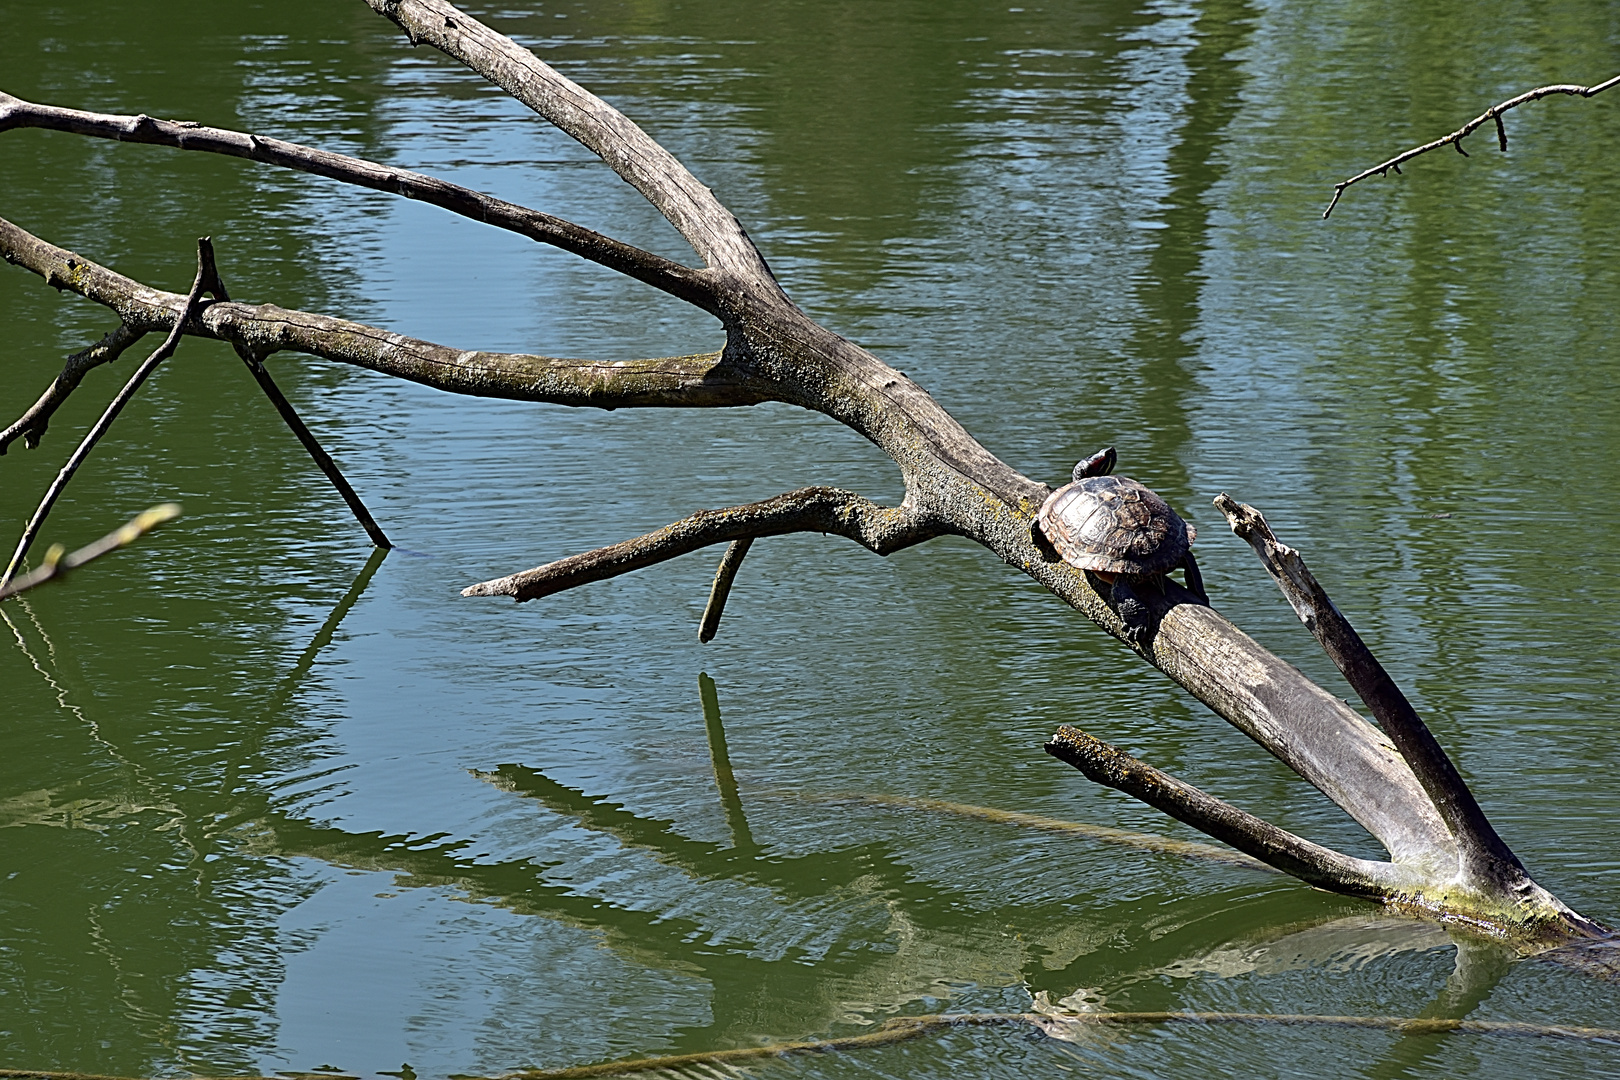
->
(1110, 577), (1152, 644)
(1181, 551), (1208, 603)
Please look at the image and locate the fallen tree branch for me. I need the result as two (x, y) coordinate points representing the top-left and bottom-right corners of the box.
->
(0, 322), (145, 454)
(463, 487), (937, 602)
(1214, 494), (1602, 937)
(0, 503), (180, 600)
(2, 0), (1604, 943)
(0, 216), (771, 409)
(1323, 74), (1620, 218)
(0, 91), (714, 308)
(1044, 726), (1396, 899)
(2, 239), (219, 588)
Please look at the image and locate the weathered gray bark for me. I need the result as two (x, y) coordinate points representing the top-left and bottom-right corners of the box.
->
(0, 0), (1606, 945)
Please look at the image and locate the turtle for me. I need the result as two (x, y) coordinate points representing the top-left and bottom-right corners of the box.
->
(1034, 446), (1206, 644)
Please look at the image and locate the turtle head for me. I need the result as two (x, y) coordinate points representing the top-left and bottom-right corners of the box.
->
(1073, 446), (1116, 482)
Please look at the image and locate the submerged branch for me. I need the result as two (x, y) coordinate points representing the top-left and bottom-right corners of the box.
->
(1, 1010), (1616, 1080)
(497, 1010), (1620, 1078)
(0, 91), (714, 308)
(1323, 74), (1620, 217)
(464, 487), (938, 602)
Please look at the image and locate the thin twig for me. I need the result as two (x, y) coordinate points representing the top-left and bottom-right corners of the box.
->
(698, 537), (752, 642)
(0, 503), (180, 600)
(1, 240), (218, 588)
(0, 323), (146, 455)
(235, 350), (391, 548)
(1323, 74), (1620, 218)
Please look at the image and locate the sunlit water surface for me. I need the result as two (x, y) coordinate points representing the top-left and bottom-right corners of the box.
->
(1, 1), (1617, 1077)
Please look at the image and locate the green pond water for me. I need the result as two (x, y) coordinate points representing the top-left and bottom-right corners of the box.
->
(2, 1), (1618, 1076)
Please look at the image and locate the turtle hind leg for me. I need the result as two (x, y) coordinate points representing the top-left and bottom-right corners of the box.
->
(1181, 551), (1208, 603)
(1111, 577), (1152, 645)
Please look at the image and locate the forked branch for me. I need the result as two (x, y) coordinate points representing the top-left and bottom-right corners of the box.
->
(463, 487), (939, 602)
(1213, 495), (1522, 886)
(1324, 74), (1620, 217)
(363, 0), (774, 282)
(2, 239), (220, 588)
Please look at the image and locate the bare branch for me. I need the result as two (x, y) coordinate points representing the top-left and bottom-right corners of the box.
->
(698, 538), (752, 642)
(0, 91), (714, 308)
(463, 487), (938, 602)
(0, 216), (774, 409)
(1324, 74), (1620, 218)
(363, 0), (775, 283)
(2, 239), (219, 588)
(0, 503), (180, 600)
(234, 346), (390, 549)
(1044, 725), (1398, 899)
(1214, 494), (1604, 937)
(0, 322), (146, 455)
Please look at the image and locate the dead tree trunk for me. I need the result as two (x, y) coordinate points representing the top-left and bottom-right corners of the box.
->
(0, 0), (1606, 946)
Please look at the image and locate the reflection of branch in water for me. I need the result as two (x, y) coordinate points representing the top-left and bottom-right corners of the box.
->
(215, 546), (390, 806)
(691, 672), (1271, 872)
(1361, 936), (1515, 1080)
(697, 672), (754, 850)
(1, 599), (187, 838)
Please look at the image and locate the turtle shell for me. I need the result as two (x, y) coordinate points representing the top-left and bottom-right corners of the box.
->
(1036, 474), (1195, 575)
